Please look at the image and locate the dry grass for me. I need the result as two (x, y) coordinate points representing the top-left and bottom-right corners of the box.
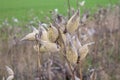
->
(0, 5), (120, 80)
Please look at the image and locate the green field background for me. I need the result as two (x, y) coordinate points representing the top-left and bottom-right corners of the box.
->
(0, 0), (119, 22)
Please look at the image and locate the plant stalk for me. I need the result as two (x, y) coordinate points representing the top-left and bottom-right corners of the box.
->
(67, 0), (71, 19)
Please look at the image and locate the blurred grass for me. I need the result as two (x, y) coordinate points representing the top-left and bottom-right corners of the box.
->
(0, 0), (119, 23)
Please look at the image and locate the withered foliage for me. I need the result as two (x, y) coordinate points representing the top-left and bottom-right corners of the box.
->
(0, 6), (120, 80)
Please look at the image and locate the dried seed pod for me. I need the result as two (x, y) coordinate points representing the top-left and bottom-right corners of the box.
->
(48, 23), (59, 42)
(79, 42), (94, 60)
(38, 25), (49, 41)
(72, 35), (82, 50)
(21, 26), (38, 41)
(57, 28), (67, 49)
(21, 26), (49, 41)
(33, 40), (60, 53)
(66, 10), (80, 34)
(66, 34), (78, 64)
(66, 47), (78, 64)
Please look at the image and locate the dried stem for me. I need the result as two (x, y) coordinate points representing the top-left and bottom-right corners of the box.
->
(63, 42), (75, 80)
(108, 0), (112, 5)
(57, 27), (75, 80)
(48, 60), (52, 80)
(76, 0), (79, 9)
(74, 56), (83, 80)
(36, 40), (41, 79)
(67, 0), (71, 19)
(79, 61), (83, 80)
(63, 52), (75, 80)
